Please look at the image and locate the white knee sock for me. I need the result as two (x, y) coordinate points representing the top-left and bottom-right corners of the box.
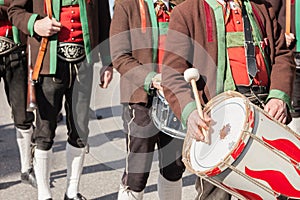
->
(16, 127), (33, 173)
(34, 149), (52, 200)
(66, 143), (85, 198)
(117, 184), (144, 200)
(158, 174), (182, 200)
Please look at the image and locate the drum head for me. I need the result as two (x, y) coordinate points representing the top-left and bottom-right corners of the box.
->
(190, 97), (249, 172)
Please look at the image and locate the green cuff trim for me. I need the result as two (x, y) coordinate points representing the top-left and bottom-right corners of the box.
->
(144, 71), (157, 94)
(266, 89), (292, 110)
(181, 101), (197, 129)
(0, 0), (4, 5)
(27, 14), (39, 37)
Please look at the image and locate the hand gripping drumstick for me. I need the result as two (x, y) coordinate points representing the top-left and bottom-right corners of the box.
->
(184, 68), (210, 144)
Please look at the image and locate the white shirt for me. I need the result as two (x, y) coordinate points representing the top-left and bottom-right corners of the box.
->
(217, 0), (240, 10)
(153, 0), (170, 10)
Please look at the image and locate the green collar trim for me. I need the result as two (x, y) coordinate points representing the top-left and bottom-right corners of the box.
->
(224, 51), (236, 91)
(27, 14), (39, 37)
(205, 0), (226, 94)
(181, 101), (197, 129)
(295, 0), (300, 51)
(145, 0), (158, 64)
(144, 71), (157, 94)
(48, 0), (60, 74)
(0, 0), (4, 5)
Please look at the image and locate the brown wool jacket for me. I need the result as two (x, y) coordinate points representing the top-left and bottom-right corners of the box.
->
(8, 0), (111, 75)
(110, 0), (182, 104)
(161, 0), (295, 126)
(267, 0), (297, 50)
(111, 0), (154, 104)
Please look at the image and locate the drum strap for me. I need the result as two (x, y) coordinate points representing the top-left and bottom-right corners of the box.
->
(242, 4), (257, 81)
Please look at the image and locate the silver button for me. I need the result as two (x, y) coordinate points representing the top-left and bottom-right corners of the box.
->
(71, 19), (74, 23)
(236, 20), (240, 24)
(71, 10), (75, 14)
(71, 28), (74, 32)
(234, 10), (238, 14)
(71, 38), (75, 41)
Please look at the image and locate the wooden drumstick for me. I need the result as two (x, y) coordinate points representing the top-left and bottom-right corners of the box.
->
(286, 0), (291, 34)
(184, 68), (210, 144)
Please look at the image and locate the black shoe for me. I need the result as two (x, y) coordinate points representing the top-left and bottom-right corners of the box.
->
(21, 168), (37, 188)
(64, 193), (87, 200)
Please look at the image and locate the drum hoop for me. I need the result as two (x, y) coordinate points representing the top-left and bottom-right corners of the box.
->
(152, 90), (186, 140)
(183, 91), (254, 177)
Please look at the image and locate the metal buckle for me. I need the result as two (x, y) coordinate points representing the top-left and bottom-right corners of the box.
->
(57, 42), (85, 62)
(244, 41), (255, 57)
(294, 52), (300, 68)
(0, 36), (18, 55)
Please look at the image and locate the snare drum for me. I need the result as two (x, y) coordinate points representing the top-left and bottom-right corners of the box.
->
(151, 90), (186, 140)
(183, 91), (300, 200)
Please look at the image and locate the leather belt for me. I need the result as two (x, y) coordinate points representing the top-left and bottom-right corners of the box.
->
(0, 36), (18, 56)
(242, 5), (257, 79)
(237, 85), (268, 107)
(57, 42), (85, 62)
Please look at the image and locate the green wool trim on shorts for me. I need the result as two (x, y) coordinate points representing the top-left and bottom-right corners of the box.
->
(205, 0), (226, 95)
(144, 71), (157, 94)
(181, 101), (197, 129)
(145, 0), (158, 64)
(27, 14), (39, 37)
(266, 89), (292, 110)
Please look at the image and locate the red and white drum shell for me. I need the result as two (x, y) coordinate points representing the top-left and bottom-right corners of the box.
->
(183, 91), (300, 200)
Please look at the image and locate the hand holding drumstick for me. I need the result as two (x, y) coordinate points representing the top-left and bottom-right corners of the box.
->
(184, 68), (211, 144)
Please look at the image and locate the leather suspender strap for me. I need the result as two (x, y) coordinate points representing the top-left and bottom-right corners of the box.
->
(32, 0), (53, 81)
(242, 4), (257, 80)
